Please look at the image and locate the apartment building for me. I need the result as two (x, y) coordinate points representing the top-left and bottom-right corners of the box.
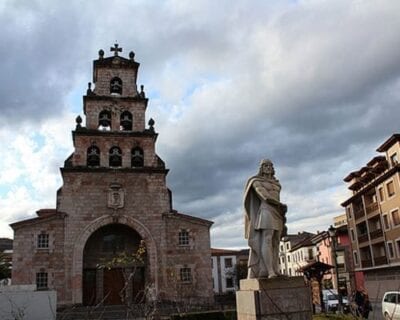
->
(211, 248), (240, 294)
(342, 134), (400, 301)
(279, 232), (315, 276)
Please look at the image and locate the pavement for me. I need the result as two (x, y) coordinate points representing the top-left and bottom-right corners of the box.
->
(370, 301), (383, 319)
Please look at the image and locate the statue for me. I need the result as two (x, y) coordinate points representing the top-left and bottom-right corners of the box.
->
(244, 159), (287, 279)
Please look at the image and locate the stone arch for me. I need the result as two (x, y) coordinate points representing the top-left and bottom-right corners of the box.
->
(71, 215), (158, 304)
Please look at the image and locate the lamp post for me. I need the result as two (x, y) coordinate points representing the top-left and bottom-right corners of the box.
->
(328, 225), (343, 313)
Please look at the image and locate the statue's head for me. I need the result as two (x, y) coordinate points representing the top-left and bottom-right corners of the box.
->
(259, 159), (275, 177)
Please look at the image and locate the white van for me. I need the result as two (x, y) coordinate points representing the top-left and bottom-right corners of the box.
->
(382, 291), (400, 320)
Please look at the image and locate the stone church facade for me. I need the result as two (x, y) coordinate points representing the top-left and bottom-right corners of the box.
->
(11, 45), (214, 307)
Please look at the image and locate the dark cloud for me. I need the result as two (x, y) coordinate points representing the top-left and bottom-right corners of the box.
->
(1, 0), (400, 247)
(0, 1), (91, 126)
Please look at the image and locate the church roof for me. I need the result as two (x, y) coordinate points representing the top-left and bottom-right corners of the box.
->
(10, 210), (67, 230)
(164, 211), (213, 227)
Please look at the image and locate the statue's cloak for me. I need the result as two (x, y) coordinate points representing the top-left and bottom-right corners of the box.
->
(244, 175), (283, 274)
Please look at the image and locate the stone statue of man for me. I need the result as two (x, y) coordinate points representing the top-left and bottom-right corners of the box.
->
(244, 159), (287, 279)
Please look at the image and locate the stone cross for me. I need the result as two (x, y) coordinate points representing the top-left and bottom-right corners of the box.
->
(110, 43), (122, 56)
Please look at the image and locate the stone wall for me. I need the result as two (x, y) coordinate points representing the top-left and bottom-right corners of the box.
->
(163, 213), (214, 304)
(11, 214), (66, 303)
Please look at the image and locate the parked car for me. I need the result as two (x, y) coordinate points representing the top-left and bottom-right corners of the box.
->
(382, 291), (400, 320)
(322, 289), (349, 313)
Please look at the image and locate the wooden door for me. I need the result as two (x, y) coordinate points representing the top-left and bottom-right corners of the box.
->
(83, 269), (97, 306)
(103, 268), (125, 305)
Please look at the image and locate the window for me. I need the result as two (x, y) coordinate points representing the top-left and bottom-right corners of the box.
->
(353, 251), (359, 265)
(225, 258), (233, 268)
(347, 206), (352, 219)
(387, 181), (395, 197)
(383, 214), (390, 230)
(87, 145), (100, 167)
(226, 277), (234, 288)
(391, 209), (400, 226)
(391, 153), (398, 166)
(109, 147), (122, 167)
(378, 187), (385, 202)
(98, 110), (112, 130)
(384, 293), (397, 303)
(308, 248), (314, 259)
(178, 230), (189, 246)
(110, 77), (122, 95)
(102, 234), (125, 253)
(350, 229), (355, 242)
(211, 258), (213, 268)
(396, 240), (400, 258)
(387, 242), (395, 259)
(120, 111), (132, 131)
(280, 245), (283, 251)
(286, 243), (290, 250)
(287, 255), (290, 263)
(180, 267), (192, 282)
(37, 233), (49, 249)
(36, 272), (48, 290)
(131, 147), (144, 167)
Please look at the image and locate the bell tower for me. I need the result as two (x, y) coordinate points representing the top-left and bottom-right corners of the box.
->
(65, 44), (163, 171)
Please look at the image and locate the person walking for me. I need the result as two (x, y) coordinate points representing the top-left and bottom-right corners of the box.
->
(362, 293), (372, 319)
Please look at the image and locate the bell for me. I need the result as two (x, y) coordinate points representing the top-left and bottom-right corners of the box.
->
(87, 146), (100, 167)
(131, 148), (144, 167)
(87, 155), (100, 167)
(120, 113), (132, 130)
(132, 156), (144, 167)
(110, 155), (122, 167)
(99, 113), (111, 127)
(109, 148), (122, 167)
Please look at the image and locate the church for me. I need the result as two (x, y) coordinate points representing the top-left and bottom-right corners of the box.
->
(10, 45), (214, 307)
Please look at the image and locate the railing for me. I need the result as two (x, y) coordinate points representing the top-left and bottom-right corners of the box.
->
(369, 229), (383, 240)
(354, 209), (365, 220)
(357, 234), (369, 244)
(374, 256), (388, 266)
(361, 259), (373, 268)
(365, 202), (379, 215)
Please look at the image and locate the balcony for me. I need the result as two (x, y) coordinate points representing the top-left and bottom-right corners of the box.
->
(354, 209), (365, 220)
(357, 234), (369, 244)
(361, 259), (373, 268)
(374, 256), (388, 266)
(370, 229), (383, 240)
(365, 202), (379, 215)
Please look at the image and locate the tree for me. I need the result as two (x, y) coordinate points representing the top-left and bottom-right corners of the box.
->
(0, 252), (11, 280)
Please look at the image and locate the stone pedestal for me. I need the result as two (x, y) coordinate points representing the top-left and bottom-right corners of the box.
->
(236, 276), (312, 320)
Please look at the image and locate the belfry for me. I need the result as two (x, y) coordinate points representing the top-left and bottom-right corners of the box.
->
(11, 45), (213, 307)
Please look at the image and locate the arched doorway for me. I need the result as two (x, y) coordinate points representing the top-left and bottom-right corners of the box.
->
(82, 223), (146, 305)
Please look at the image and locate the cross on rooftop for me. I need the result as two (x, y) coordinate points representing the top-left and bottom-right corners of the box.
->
(110, 43), (122, 56)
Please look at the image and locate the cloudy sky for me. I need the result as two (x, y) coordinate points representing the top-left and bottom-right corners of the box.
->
(1, 0), (400, 248)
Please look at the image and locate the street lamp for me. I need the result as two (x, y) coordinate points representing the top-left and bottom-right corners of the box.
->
(328, 225), (343, 313)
